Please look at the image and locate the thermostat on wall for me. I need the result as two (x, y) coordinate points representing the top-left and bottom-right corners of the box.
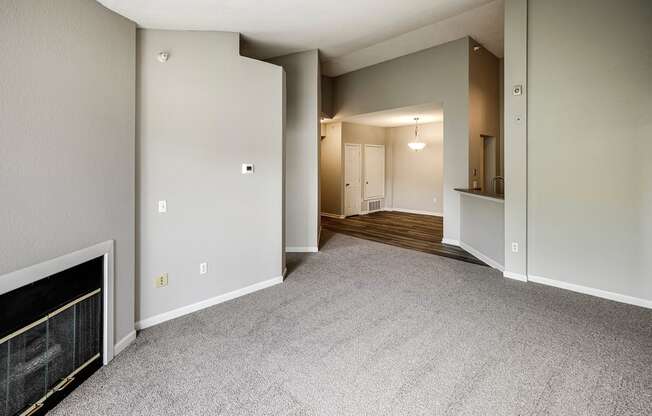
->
(241, 163), (254, 174)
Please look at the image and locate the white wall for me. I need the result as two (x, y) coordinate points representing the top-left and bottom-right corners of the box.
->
(386, 123), (444, 215)
(268, 51), (320, 252)
(137, 30), (285, 324)
(0, 0), (136, 343)
(527, 0), (652, 304)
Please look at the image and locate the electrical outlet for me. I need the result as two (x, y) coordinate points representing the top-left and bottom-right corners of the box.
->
(155, 273), (168, 288)
(158, 200), (167, 213)
(199, 262), (207, 275)
(511, 242), (519, 253)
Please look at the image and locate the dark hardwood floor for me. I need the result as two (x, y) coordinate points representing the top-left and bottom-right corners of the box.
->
(321, 211), (486, 266)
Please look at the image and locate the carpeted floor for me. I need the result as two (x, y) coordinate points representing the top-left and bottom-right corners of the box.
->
(52, 231), (652, 416)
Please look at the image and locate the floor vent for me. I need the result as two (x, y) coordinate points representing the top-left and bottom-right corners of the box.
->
(367, 200), (382, 212)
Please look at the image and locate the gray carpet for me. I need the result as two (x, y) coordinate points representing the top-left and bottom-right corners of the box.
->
(52, 231), (652, 416)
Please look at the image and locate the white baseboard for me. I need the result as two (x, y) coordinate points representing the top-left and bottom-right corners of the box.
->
(459, 242), (504, 271)
(385, 207), (443, 217)
(135, 275), (284, 330)
(320, 212), (345, 219)
(441, 238), (460, 246)
(114, 330), (136, 356)
(528, 274), (652, 309)
(286, 246), (319, 253)
(503, 271), (528, 282)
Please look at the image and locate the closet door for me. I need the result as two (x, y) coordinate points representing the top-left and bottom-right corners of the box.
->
(364, 144), (385, 200)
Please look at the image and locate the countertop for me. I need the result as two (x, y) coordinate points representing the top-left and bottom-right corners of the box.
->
(455, 188), (505, 202)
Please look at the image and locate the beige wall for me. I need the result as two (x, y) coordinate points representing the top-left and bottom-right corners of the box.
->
(469, 39), (500, 190)
(320, 123), (343, 215)
(137, 30), (285, 323)
(0, 0), (136, 343)
(387, 123), (444, 214)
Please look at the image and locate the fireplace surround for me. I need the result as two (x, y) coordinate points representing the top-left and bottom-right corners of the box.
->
(0, 241), (115, 416)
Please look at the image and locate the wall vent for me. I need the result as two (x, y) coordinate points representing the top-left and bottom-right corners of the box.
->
(367, 200), (382, 212)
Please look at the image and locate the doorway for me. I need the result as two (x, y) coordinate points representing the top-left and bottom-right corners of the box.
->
(319, 103), (485, 264)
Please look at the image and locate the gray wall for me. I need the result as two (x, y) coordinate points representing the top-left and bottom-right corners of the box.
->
(268, 51), (320, 251)
(332, 38), (470, 243)
(527, 0), (652, 302)
(321, 76), (334, 119)
(460, 195), (505, 268)
(137, 30), (284, 322)
(0, 0), (136, 342)
(386, 123), (444, 214)
(503, 0), (528, 279)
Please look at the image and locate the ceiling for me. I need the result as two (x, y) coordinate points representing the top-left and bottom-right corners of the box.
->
(336, 103), (443, 128)
(99, 0), (503, 75)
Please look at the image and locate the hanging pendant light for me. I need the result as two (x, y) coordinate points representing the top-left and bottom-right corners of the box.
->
(408, 117), (426, 151)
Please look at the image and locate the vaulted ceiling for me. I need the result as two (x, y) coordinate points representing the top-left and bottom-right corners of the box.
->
(99, 0), (503, 76)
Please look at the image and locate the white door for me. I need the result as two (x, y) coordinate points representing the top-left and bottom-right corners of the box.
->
(344, 144), (362, 216)
(364, 144), (385, 200)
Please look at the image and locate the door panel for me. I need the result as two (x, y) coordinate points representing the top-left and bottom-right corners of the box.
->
(344, 144), (361, 216)
(364, 145), (385, 200)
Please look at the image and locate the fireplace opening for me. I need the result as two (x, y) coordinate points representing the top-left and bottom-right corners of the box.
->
(0, 256), (104, 416)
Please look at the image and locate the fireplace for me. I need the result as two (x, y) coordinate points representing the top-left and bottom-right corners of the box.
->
(0, 256), (105, 416)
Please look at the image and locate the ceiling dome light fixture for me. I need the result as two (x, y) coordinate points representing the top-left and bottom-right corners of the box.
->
(408, 117), (426, 151)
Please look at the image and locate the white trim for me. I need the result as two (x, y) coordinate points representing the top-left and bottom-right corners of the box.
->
(459, 242), (504, 271)
(0, 240), (117, 365)
(320, 212), (345, 219)
(385, 207), (443, 217)
(503, 271), (528, 282)
(441, 238), (460, 246)
(114, 330), (136, 356)
(286, 246), (319, 253)
(135, 275), (285, 330)
(528, 275), (652, 309)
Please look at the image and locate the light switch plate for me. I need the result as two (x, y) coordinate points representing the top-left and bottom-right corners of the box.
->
(241, 163), (254, 174)
(158, 200), (167, 213)
(200, 262), (207, 275)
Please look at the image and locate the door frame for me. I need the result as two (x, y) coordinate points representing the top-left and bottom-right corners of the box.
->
(343, 143), (362, 217)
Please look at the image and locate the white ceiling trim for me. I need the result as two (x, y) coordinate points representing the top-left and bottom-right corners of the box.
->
(322, 0), (503, 76)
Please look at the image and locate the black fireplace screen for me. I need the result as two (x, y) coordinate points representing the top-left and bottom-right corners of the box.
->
(0, 257), (103, 416)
